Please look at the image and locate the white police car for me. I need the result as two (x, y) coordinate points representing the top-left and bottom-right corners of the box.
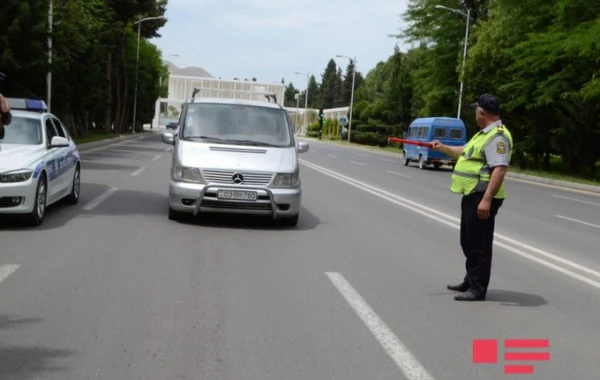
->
(0, 98), (81, 226)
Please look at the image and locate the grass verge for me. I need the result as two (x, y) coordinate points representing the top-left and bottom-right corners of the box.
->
(73, 131), (123, 145)
(304, 137), (600, 188)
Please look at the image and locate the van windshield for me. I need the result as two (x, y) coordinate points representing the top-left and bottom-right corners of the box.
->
(181, 103), (292, 147)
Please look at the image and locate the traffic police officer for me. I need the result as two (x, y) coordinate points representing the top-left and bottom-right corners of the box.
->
(431, 93), (513, 301)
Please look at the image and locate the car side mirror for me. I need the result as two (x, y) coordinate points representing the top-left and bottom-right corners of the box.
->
(297, 141), (309, 153)
(162, 132), (175, 145)
(49, 136), (69, 148)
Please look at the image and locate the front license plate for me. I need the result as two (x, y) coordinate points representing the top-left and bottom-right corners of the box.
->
(217, 190), (258, 201)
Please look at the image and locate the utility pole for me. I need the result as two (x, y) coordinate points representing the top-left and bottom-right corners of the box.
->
(47, 0), (53, 112)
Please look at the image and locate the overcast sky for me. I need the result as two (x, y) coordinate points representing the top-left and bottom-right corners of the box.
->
(149, 0), (411, 85)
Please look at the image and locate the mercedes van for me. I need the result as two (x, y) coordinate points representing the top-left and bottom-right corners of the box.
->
(161, 90), (309, 226)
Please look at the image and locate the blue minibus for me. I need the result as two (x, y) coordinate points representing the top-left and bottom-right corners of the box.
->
(402, 117), (467, 170)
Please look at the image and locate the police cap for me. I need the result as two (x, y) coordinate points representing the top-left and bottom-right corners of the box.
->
(470, 93), (500, 115)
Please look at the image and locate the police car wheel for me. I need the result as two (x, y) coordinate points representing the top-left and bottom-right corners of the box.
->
(64, 165), (81, 205)
(25, 174), (47, 226)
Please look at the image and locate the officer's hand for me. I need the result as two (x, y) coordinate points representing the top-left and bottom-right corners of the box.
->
(477, 199), (491, 219)
(431, 140), (444, 151)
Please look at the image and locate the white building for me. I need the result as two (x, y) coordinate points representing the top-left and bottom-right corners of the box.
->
(151, 67), (351, 137)
(153, 74), (287, 129)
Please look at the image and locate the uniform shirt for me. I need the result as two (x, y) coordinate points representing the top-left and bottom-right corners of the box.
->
(478, 119), (511, 168)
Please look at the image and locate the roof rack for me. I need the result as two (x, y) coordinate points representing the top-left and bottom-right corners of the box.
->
(7, 98), (48, 113)
(190, 87), (279, 104)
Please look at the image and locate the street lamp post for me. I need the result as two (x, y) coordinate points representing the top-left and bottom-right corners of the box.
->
(294, 93), (300, 134)
(132, 15), (166, 134)
(336, 55), (356, 142)
(294, 71), (309, 132)
(434, 5), (471, 119)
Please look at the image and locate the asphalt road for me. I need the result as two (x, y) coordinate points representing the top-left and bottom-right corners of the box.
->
(0, 133), (599, 380)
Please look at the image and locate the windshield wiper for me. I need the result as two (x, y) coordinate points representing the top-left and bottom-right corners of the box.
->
(223, 139), (282, 147)
(184, 135), (227, 143)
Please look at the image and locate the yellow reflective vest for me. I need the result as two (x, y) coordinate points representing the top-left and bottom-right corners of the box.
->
(450, 123), (513, 199)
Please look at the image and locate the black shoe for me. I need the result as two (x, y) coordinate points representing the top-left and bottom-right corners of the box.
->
(447, 283), (469, 292)
(454, 291), (485, 301)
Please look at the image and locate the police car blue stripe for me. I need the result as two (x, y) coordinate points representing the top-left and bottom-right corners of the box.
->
(32, 148), (79, 181)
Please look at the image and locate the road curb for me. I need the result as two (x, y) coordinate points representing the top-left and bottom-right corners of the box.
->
(300, 137), (600, 194)
(76, 131), (157, 152)
(506, 172), (600, 194)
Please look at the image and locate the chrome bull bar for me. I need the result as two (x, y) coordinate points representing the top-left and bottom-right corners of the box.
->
(193, 183), (278, 219)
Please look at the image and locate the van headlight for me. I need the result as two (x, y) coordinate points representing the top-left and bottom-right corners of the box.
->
(172, 165), (205, 183)
(272, 168), (300, 188)
(0, 169), (33, 183)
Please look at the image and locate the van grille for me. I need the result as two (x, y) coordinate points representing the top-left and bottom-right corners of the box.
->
(202, 169), (274, 186)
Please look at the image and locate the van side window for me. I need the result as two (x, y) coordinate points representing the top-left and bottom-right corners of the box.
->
(419, 127), (429, 139)
(410, 127), (418, 138)
(450, 129), (463, 139)
(433, 128), (446, 138)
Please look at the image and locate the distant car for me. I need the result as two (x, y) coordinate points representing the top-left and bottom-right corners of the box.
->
(166, 122), (178, 130)
(161, 88), (309, 226)
(0, 98), (81, 226)
(403, 117), (467, 170)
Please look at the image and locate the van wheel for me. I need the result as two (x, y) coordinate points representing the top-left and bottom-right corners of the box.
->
(403, 152), (409, 166)
(433, 162), (441, 170)
(168, 207), (187, 221)
(281, 213), (299, 227)
(418, 156), (426, 170)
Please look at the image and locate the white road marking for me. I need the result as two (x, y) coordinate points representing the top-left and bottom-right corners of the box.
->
(350, 161), (366, 166)
(387, 170), (410, 178)
(507, 177), (600, 197)
(82, 187), (119, 211)
(555, 215), (600, 229)
(0, 265), (20, 284)
(326, 272), (435, 380)
(552, 194), (600, 207)
(300, 160), (600, 290)
(131, 166), (147, 177)
(164, 147), (171, 152)
(327, 154), (339, 159)
(152, 154), (161, 161)
(381, 158), (396, 163)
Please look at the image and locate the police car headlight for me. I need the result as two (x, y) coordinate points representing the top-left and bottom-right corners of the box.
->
(172, 164), (204, 184)
(0, 169), (34, 183)
(272, 168), (300, 188)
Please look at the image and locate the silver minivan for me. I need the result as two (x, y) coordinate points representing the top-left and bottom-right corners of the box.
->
(161, 92), (309, 226)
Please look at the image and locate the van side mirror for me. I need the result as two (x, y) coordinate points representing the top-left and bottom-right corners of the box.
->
(297, 141), (309, 153)
(162, 132), (175, 145)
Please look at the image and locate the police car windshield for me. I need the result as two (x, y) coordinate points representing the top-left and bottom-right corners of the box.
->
(181, 103), (292, 147)
(0, 116), (43, 145)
